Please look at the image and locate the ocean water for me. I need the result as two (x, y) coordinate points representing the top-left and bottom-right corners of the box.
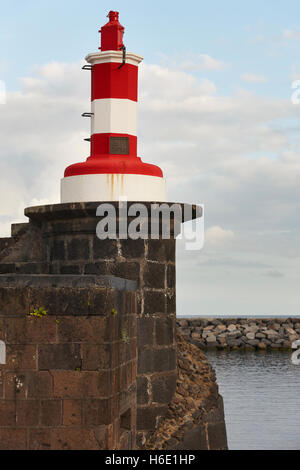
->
(206, 350), (300, 450)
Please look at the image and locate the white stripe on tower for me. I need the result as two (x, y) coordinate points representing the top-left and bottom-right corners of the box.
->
(91, 99), (137, 136)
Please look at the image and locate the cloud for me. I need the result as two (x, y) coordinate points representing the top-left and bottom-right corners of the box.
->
(0, 80), (5, 104)
(282, 29), (300, 41)
(198, 256), (271, 269)
(2, 60), (300, 240)
(251, 29), (300, 45)
(265, 270), (284, 278)
(290, 65), (300, 81)
(0, 221), (12, 238)
(183, 54), (226, 71)
(205, 226), (235, 247)
(241, 73), (268, 84)
(138, 66), (300, 236)
(140, 63), (217, 106)
(0, 61), (90, 236)
(158, 53), (227, 72)
(0, 58), (299, 315)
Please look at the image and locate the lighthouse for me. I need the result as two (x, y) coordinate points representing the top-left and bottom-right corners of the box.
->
(61, 11), (166, 203)
(0, 8), (218, 451)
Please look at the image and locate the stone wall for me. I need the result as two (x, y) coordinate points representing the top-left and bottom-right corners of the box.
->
(142, 333), (228, 450)
(0, 275), (137, 450)
(0, 202), (196, 448)
(0, 202), (228, 450)
(177, 317), (300, 350)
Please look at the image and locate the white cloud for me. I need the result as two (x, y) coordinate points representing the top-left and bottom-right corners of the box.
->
(290, 65), (300, 81)
(205, 226), (235, 247)
(241, 73), (268, 84)
(250, 29), (300, 46)
(0, 221), (11, 238)
(282, 29), (300, 41)
(185, 54), (226, 71)
(0, 61), (90, 236)
(158, 53), (227, 72)
(265, 270), (284, 278)
(0, 80), (6, 104)
(0, 58), (300, 314)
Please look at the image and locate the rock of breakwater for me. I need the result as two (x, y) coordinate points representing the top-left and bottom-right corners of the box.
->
(177, 318), (300, 350)
(141, 332), (228, 450)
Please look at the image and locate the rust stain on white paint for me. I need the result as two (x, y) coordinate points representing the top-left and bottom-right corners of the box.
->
(110, 174), (115, 200)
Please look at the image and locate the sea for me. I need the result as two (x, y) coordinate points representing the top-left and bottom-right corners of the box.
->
(177, 315), (300, 450)
(206, 349), (300, 450)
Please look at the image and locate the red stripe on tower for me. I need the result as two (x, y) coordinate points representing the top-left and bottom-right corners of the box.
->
(91, 134), (137, 157)
(92, 63), (138, 102)
(61, 11), (166, 203)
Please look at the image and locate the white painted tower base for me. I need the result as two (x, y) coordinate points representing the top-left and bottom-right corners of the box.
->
(61, 174), (166, 203)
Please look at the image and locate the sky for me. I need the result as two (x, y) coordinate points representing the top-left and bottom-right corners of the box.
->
(0, 0), (300, 315)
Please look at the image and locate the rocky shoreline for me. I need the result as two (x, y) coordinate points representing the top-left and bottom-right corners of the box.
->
(177, 318), (300, 350)
(142, 332), (227, 450)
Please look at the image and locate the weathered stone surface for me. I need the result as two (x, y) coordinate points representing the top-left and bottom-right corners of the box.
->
(138, 348), (176, 374)
(155, 317), (175, 346)
(66, 238), (90, 261)
(206, 335), (217, 343)
(175, 425), (207, 450)
(38, 344), (81, 370)
(137, 406), (169, 431)
(121, 239), (145, 259)
(246, 325), (259, 333)
(0, 201), (207, 450)
(141, 333), (227, 451)
(144, 291), (166, 315)
(218, 337), (227, 345)
(265, 329), (278, 336)
(167, 264), (175, 288)
(191, 332), (201, 340)
(246, 332), (256, 340)
(177, 317), (300, 351)
(228, 324), (237, 332)
(216, 325), (227, 333)
(152, 374), (177, 404)
(207, 421), (228, 450)
(137, 376), (149, 406)
(227, 339), (242, 348)
(63, 400), (82, 426)
(203, 326), (214, 332)
(286, 327), (297, 336)
(147, 240), (175, 263)
(0, 272), (137, 450)
(246, 339), (260, 347)
(256, 333), (266, 339)
(228, 331), (242, 339)
(143, 262), (165, 289)
(93, 239), (118, 260)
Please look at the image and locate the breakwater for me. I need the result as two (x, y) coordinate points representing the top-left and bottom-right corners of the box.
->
(177, 318), (300, 350)
(142, 332), (228, 450)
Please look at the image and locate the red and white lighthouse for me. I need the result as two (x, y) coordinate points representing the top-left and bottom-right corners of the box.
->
(61, 11), (166, 202)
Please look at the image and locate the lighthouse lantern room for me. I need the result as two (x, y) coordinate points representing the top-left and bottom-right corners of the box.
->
(61, 11), (166, 203)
